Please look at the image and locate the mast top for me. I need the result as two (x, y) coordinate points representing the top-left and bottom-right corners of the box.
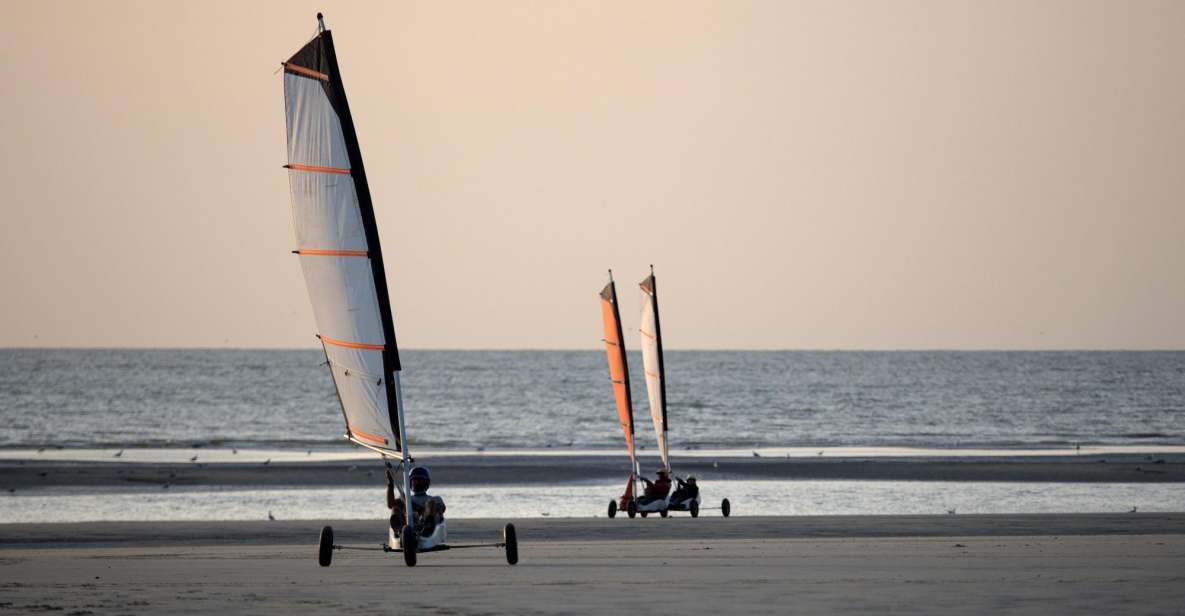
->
(317, 13), (326, 33)
(607, 269), (614, 282)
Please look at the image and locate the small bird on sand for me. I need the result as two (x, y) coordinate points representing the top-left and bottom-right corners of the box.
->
(262, 458), (271, 466)
(752, 451), (761, 458)
(232, 448), (238, 455)
(190, 455), (199, 462)
(947, 509), (957, 515)
(1129, 506), (1138, 513)
(37, 448), (45, 453)
(817, 451), (823, 456)
(114, 450), (124, 458)
(268, 510), (276, 521)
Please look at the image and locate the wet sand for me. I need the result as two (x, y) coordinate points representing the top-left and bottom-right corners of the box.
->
(1, 515), (1183, 614)
(3, 452), (1183, 490)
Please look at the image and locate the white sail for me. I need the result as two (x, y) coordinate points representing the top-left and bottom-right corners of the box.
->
(282, 27), (403, 457)
(639, 270), (669, 470)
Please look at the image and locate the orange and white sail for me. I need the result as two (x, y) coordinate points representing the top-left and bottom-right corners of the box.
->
(600, 272), (636, 467)
(281, 18), (405, 458)
(639, 267), (669, 470)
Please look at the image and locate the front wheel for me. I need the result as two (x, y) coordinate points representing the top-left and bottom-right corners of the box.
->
(607, 500), (617, 519)
(627, 500), (637, 519)
(690, 501), (699, 518)
(721, 498), (731, 518)
(659, 508), (668, 518)
(503, 523), (518, 565)
(318, 525), (334, 567)
(401, 525), (417, 567)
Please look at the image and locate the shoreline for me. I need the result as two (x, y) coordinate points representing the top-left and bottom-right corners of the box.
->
(3, 453), (1183, 489)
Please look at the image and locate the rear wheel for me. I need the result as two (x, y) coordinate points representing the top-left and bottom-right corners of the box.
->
(627, 500), (637, 519)
(503, 523), (518, 565)
(318, 526), (334, 567)
(721, 498), (731, 518)
(659, 508), (668, 518)
(401, 525), (417, 567)
(607, 500), (617, 519)
(690, 501), (699, 518)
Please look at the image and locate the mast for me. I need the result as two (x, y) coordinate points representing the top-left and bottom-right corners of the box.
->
(600, 270), (637, 475)
(281, 14), (411, 525)
(639, 265), (669, 471)
(318, 22), (405, 442)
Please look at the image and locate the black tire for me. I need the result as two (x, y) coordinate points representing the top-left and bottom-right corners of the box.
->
(721, 498), (731, 518)
(690, 501), (700, 518)
(318, 525), (334, 567)
(607, 500), (617, 518)
(641, 511), (648, 518)
(503, 523), (518, 565)
(401, 524), (417, 567)
(627, 500), (637, 519)
(659, 508), (668, 518)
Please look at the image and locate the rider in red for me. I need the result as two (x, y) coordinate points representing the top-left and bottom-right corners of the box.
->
(640, 467), (672, 502)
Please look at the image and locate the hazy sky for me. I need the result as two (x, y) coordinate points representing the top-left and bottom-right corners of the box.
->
(1, 0), (1182, 349)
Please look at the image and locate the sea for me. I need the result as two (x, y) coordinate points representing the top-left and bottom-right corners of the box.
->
(1, 349), (1182, 451)
(2, 349), (1183, 521)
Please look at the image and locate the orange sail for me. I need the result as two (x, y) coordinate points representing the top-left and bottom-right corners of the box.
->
(600, 273), (636, 463)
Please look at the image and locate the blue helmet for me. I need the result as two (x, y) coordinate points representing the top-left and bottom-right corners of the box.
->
(409, 466), (431, 490)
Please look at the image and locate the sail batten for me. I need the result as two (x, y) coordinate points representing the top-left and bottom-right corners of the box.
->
(282, 25), (404, 455)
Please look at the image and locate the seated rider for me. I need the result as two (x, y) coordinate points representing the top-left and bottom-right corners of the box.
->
(638, 467), (672, 504)
(670, 474), (699, 503)
(387, 465), (446, 537)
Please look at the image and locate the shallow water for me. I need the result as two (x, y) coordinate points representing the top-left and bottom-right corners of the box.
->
(2, 480), (1179, 523)
(1, 350), (1182, 451)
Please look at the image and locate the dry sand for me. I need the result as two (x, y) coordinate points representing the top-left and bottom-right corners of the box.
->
(2, 515), (1183, 615)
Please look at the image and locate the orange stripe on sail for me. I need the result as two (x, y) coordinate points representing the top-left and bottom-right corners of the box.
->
(283, 63), (329, 81)
(296, 250), (369, 257)
(645, 370), (659, 378)
(640, 329), (656, 340)
(318, 335), (385, 351)
(348, 426), (388, 445)
(285, 163), (351, 175)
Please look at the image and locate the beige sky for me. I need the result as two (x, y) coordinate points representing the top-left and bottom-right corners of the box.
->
(0, 0), (1182, 350)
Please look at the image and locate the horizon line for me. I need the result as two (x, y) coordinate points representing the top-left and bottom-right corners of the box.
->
(2, 346), (1183, 353)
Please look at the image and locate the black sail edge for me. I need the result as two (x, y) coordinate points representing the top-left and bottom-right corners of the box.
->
(317, 29), (405, 451)
(649, 273), (668, 434)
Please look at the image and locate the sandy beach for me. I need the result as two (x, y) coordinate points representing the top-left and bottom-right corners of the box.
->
(2, 515), (1183, 614)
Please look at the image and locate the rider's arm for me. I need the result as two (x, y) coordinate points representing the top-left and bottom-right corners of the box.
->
(385, 470), (397, 510)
